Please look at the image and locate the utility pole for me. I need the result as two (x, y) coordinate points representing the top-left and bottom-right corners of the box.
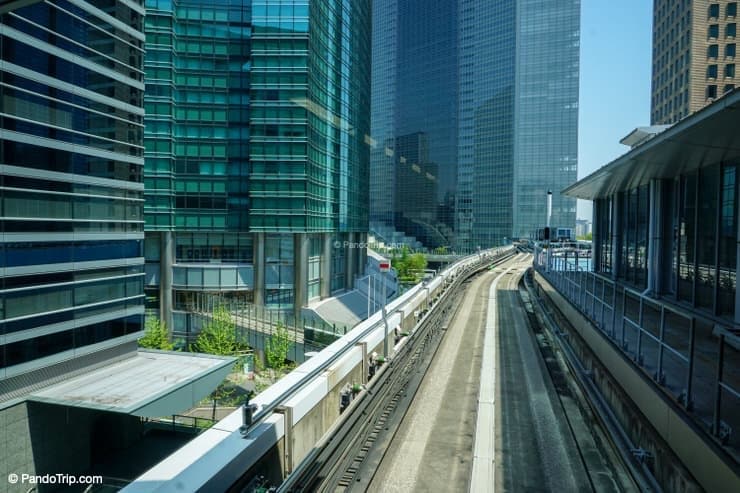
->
(379, 260), (391, 357)
(546, 190), (552, 273)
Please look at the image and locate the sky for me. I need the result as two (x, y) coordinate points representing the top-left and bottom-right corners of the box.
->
(577, 0), (653, 219)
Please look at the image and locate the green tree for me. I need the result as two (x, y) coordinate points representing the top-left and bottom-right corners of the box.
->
(138, 317), (174, 350)
(407, 252), (428, 275)
(265, 322), (292, 370)
(392, 247), (427, 282)
(192, 305), (238, 356)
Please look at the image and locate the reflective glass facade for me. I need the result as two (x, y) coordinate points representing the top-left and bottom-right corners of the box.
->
(510, 0), (579, 241)
(143, 0), (370, 316)
(594, 164), (739, 320)
(0, 1), (146, 373)
(371, 0), (580, 249)
(370, 0), (458, 248)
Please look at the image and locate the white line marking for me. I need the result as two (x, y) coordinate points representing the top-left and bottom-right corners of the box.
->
(470, 261), (519, 493)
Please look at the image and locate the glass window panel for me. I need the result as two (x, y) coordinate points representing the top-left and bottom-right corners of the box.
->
(678, 173), (697, 302)
(696, 166), (719, 309)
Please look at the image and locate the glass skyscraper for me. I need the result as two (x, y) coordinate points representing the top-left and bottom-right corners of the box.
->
(0, 1), (145, 382)
(371, 0), (580, 249)
(143, 0), (371, 326)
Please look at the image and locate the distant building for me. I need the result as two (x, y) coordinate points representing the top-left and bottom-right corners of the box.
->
(370, 0), (580, 250)
(143, 1), (372, 327)
(651, 0), (738, 124)
(575, 219), (593, 238)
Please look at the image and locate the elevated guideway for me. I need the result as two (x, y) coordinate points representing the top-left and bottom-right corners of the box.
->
(122, 247), (515, 492)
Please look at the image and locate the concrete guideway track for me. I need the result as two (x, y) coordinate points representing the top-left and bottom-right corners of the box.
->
(492, 257), (592, 492)
(370, 253), (637, 493)
(369, 253), (528, 492)
(369, 260), (512, 492)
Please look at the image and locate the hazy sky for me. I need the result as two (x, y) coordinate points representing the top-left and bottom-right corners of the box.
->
(576, 1), (653, 219)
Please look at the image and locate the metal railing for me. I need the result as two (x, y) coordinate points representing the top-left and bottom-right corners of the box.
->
(171, 294), (340, 361)
(534, 249), (739, 455)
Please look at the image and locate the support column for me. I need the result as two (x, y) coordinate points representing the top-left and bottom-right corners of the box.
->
(356, 232), (367, 277)
(611, 192), (622, 280)
(646, 179), (661, 295)
(159, 231), (174, 333)
(593, 200), (602, 272)
(659, 179), (676, 295)
(345, 232), (356, 290)
(253, 233), (265, 306)
(734, 202), (740, 326)
(293, 233), (308, 319)
(320, 233), (332, 298)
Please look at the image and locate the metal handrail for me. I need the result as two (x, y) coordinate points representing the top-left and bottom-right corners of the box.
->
(534, 253), (739, 448)
(242, 247), (515, 437)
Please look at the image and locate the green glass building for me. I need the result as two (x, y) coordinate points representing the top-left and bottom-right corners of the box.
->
(143, 0), (371, 328)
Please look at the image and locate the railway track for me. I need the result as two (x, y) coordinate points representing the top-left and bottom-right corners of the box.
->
(278, 252), (642, 492)
(277, 252), (517, 492)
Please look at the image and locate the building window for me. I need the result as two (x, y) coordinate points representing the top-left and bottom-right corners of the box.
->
(709, 3), (720, 18)
(727, 63), (736, 77)
(707, 84), (718, 98)
(677, 173), (696, 302)
(725, 84), (736, 93)
(709, 24), (720, 38)
(695, 166), (720, 310)
(718, 164), (737, 316)
(708, 64), (719, 78)
(728, 43), (737, 57)
(709, 44), (719, 58)
(728, 2), (738, 17)
(728, 23), (737, 38)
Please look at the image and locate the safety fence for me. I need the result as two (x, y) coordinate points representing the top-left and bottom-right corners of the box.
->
(534, 250), (739, 455)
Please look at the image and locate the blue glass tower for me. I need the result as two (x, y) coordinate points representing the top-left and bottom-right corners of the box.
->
(0, 0), (145, 381)
(371, 0), (580, 249)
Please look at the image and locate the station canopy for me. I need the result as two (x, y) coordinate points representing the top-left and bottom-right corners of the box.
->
(564, 88), (740, 201)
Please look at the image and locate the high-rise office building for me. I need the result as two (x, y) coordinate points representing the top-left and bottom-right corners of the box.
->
(1, 2), (236, 480)
(1, 0), (145, 390)
(143, 0), (371, 327)
(652, 0), (738, 124)
(370, 0), (580, 249)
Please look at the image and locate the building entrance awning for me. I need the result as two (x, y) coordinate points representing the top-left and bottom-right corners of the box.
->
(27, 350), (235, 417)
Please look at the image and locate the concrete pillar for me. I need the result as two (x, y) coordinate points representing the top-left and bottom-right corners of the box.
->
(611, 192), (622, 280)
(593, 200), (602, 272)
(356, 232), (367, 278)
(253, 233), (265, 306)
(159, 231), (174, 333)
(293, 233), (308, 318)
(734, 201), (740, 326)
(320, 233), (332, 298)
(345, 232), (356, 290)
